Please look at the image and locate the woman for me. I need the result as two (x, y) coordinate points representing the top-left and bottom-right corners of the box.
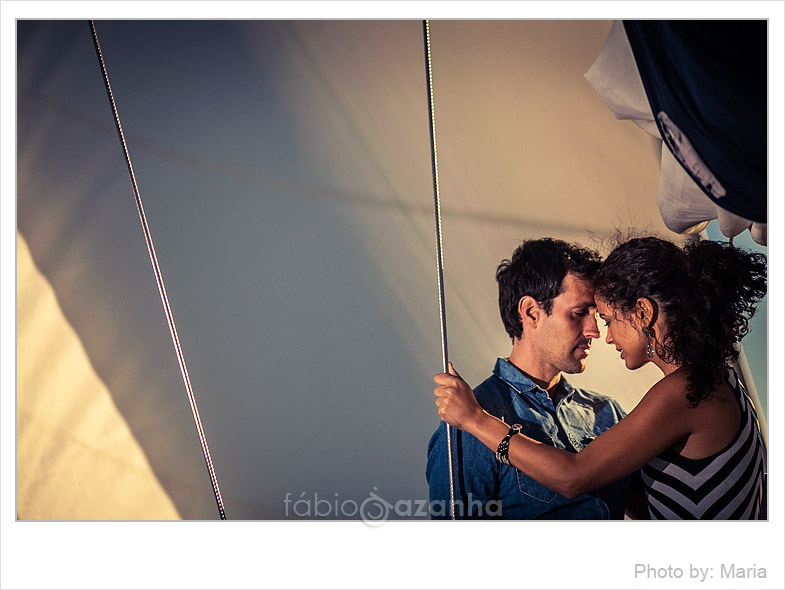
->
(434, 237), (767, 519)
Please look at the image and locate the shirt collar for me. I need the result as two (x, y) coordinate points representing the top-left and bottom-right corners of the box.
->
(492, 357), (575, 402)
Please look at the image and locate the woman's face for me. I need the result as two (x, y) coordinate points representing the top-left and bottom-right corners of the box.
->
(596, 298), (649, 370)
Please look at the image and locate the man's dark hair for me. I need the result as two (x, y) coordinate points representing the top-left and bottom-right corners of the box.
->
(496, 238), (602, 340)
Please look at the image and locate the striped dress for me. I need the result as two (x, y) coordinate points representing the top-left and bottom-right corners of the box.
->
(641, 368), (766, 519)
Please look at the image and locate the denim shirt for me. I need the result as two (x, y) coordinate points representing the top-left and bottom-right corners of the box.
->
(426, 358), (630, 519)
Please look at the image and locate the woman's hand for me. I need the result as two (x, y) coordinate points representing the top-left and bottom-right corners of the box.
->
(433, 363), (486, 431)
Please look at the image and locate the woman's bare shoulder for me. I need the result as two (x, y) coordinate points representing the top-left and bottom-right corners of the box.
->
(631, 368), (693, 425)
(642, 368), (691, 404)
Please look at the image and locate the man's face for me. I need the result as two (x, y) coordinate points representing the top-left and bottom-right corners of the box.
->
(534, 273), (601, 374)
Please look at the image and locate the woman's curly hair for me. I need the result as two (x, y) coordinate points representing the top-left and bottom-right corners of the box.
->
(594, 237), (767, 406)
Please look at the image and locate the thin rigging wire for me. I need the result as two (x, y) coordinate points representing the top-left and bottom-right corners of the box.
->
(423, 20), (456, 520)
(88, 20), (226, 520)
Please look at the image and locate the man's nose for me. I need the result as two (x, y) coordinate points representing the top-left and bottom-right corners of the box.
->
(585, 315), (600, 339)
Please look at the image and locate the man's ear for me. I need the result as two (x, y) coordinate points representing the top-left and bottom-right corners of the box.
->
(518, 296), (541, 329)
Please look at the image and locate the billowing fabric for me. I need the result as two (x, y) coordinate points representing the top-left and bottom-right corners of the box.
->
(426, 358), (630, 519)
(641, 368), (766, 520)
(17, 231), (181, 520)
(585, 20), (767, 245)
(623, 20), (767, 225)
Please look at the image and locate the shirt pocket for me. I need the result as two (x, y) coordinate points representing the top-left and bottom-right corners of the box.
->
(515, 470), (559, 503)
(572, 433), (596, 451)
(514, 430), (560, 503)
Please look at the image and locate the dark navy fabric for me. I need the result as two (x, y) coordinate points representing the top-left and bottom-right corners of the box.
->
(623, 20), (766, 223)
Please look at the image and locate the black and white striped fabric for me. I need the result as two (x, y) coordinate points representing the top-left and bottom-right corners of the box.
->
(641, 368), (766, 519)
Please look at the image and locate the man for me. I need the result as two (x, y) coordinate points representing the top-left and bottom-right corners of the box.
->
(426, 238), (630, 519)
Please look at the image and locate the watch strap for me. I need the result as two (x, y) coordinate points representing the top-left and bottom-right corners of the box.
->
(495, 424), (521, 465)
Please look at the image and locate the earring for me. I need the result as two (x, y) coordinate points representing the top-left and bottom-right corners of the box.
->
(642, 327), (654, 358)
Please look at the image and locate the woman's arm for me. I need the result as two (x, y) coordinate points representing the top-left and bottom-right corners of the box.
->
(434, 364), (694, 498)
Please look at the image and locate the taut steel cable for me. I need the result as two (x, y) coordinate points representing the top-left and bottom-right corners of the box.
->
(423, 20), (456, 520)
(88, 20), (226, 520)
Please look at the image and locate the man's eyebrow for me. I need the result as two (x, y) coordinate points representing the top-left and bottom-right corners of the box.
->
(572, 302), (597, 310)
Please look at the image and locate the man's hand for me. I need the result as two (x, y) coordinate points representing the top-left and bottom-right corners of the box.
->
(433, 363), (486, 431)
